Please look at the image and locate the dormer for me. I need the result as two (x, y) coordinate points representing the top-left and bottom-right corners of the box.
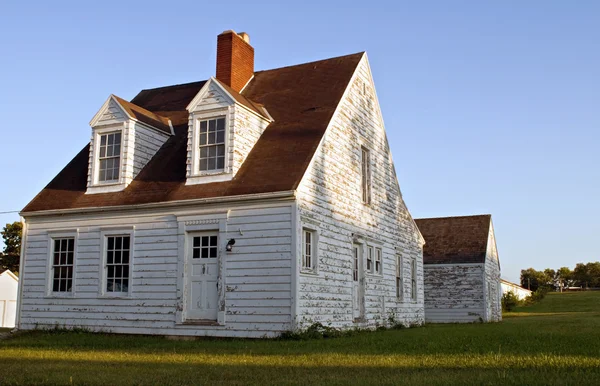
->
(185, 31), (272, 185)
(86, 95), (173, 194)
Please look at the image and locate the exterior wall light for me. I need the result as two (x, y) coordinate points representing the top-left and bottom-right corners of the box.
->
(226, 239), (236, 252)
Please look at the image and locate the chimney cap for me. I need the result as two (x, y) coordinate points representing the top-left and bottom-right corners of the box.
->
(238, 32), (250, 44)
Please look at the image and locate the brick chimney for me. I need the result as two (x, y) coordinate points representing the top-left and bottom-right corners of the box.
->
(216, 30), (254, 92)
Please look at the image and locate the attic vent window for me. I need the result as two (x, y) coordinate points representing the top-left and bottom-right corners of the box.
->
(199, 117), (226, 172)
(98, 132), (121, 182)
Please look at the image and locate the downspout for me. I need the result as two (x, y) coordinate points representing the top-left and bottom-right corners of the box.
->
(14, 216), (27, 331)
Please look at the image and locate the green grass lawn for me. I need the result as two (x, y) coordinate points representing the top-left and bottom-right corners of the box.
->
(1, 292), (600, 385)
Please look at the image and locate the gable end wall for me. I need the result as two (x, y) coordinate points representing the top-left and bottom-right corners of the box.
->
(295, 55), (424, 329)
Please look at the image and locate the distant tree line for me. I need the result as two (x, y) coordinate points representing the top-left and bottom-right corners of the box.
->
(0, 222), (22, 274)
(521, 262), (600, 291)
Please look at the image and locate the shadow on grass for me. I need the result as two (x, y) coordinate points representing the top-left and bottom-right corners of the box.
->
(1, 358), (600, 386)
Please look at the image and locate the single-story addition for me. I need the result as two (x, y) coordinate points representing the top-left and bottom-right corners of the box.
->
(16, 30), (425, 338)
(414, 215), (502, 323)
(0, 270), (18, 328)
(500, 279), (531, 300)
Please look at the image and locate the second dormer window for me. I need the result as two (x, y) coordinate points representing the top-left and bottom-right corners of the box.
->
(199, 117), (226, 172)
(99, 132), (121, 182)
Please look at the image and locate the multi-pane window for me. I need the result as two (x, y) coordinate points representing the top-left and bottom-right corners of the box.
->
(199, 117), (226, 172)
(353, 246), (359, 282)
(98, 132), (121, 182)
(361, 147), (371, 204)
(302, 229), (315, 272)
(52, 238), (74, 293)
(366, 246), (373, 273)
(192, 235), (218, 259)
(411, 258), (417, 301)
(375, 248), (382, 275)
(106, 235), (130, 293)
(396, 253), (403, 298)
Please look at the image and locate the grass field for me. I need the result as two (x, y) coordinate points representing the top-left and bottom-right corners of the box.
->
(1, 292), (599, 385)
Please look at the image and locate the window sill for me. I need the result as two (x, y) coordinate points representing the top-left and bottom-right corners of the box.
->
(186, 172), (233, 185)
(45, 293), (75, 299)
(300, 270), (319, 276)
(86, 182), (128, 195)
(99, 293), (131, 299)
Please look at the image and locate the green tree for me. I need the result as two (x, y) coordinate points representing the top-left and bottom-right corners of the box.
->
(556, 266), (573, 289)
(573, 263), (592, 288)
(0, 221), (22, 274)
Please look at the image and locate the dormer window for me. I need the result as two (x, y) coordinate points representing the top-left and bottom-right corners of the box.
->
(185, 77), (272, 186)
(86, 95), (171, 194)
(98, 132), (122, 182)
(199, 117), (226, 172)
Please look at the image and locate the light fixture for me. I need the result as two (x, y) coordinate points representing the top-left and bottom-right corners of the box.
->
(226, 239), (236, 252)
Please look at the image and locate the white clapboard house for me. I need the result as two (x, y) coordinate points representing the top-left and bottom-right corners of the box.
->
(16, 30), (425, 338)
(415, 215), (502, 323)
(0, 270), (18, 328)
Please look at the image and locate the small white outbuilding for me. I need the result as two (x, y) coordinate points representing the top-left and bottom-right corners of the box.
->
(0, 270), (18, 328)
(501, 279), (532, 301)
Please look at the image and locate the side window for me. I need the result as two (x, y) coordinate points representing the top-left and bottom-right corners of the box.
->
(396, 253), (403, 299)
(361, 146), (371, 204)
(98, 132), (122, 182)
(105, 235), (131, 294)
(302, 228), (317, 273)
(352, 245), (360, 282)
(366, 246), (373, 274)
(375, 248), (382, 275)
(51, 238), (75, 293)
(411, 258), (417, 301)
(198, 117), (226, 172)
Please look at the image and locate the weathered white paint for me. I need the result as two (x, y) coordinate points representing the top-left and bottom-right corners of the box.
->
(295, 54), (425, 329)
(501, 279), (531, 300)
(424, 263), (486, 323)
(87, 97), (170, 194)
(424, 221), (502, 323)
(484, 221), (502, 322)
(20, 54), (425, 337)
(19, 202), (294, 338)
(0, 270), (18, 328)
(185, 78), (269, 185)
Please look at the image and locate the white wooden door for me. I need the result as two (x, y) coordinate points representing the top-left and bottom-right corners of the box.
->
(352, 245), (362, 320)
(186, 233), (219, 321)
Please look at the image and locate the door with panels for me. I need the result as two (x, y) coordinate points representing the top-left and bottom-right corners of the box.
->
(186, 232), (220, 321)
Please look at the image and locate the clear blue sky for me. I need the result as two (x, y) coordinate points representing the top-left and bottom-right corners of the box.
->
(1, 1), (598, 283)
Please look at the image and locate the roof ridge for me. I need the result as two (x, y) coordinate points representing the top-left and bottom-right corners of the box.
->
(138, 80), (207, 93)
(416, 214), (491, 221)
(255, 51), (366, 74)
(136, 52), (365, 94)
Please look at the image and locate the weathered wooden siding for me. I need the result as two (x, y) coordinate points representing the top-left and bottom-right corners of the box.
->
(231, 104), (269, 177)
(19, 202), (293, 338)
(484, 222), (502, 322)
(295, 54), (424, 329)
(185, 80), (268, 180)
(424, 264), (485, 323)
(132, 122), (170, 178)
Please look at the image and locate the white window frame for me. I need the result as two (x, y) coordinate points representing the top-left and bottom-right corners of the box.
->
(300, 223), (319, 275)
(361, 146), (371, 204)
(396, 253), (403, 299)
(374, 247), (383, 275)
(97, 131), (122, 183)
(46, 230), (78, 297)
(410, 257), (417, 301)
(92, 125), (125, 186)
(197, 116), (227, 173)
(366, 245), (374, 274)
(100, 227), (134, 298)
(187, 108), (232, 185)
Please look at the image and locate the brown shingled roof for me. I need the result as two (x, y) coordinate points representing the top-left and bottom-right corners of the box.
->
(22, 52), (364, 213)
(112, 95), (172, 134)
(415, 215), (492, 264)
